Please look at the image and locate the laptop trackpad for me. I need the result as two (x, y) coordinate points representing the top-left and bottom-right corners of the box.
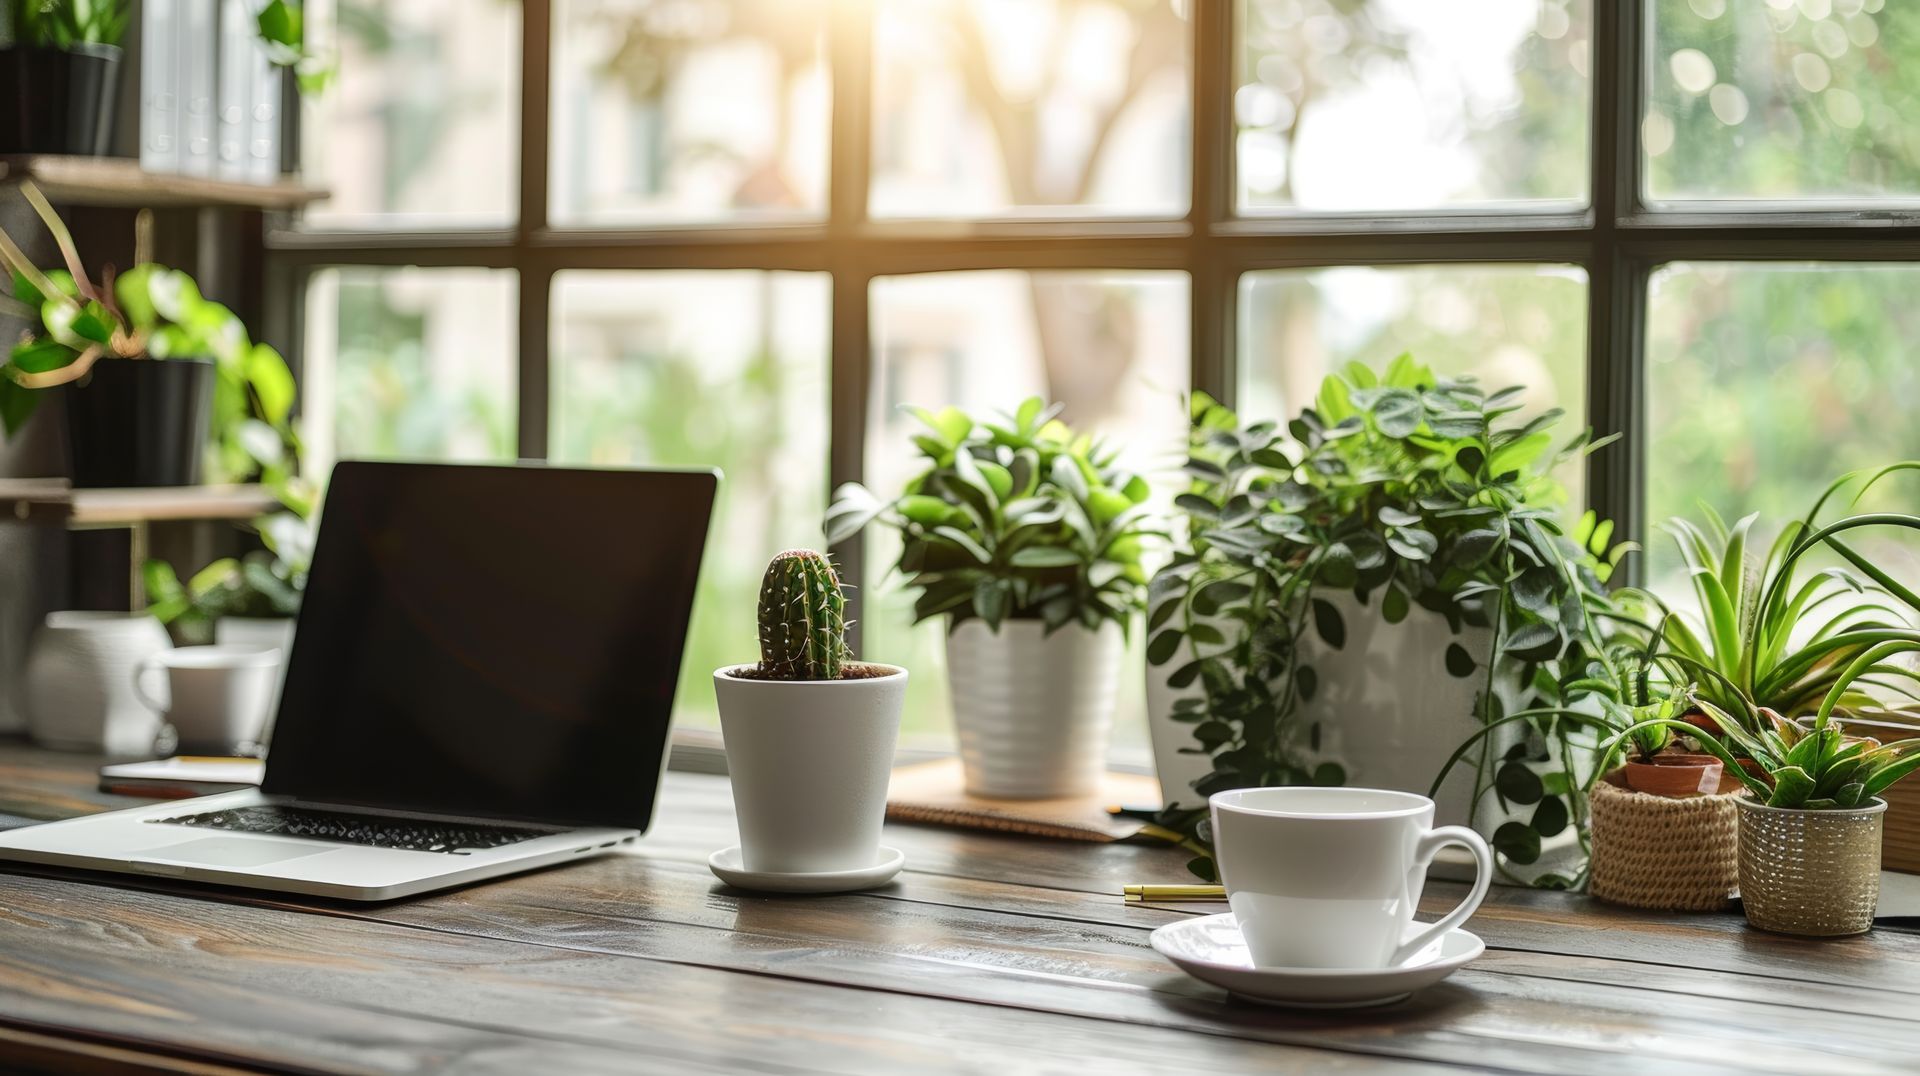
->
(144, 837), (333, 868)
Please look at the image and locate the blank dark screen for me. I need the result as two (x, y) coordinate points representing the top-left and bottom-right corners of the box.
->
(262, 462), (715, 829)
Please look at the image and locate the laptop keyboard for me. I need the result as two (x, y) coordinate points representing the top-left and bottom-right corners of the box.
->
(150, 805), (558, 854)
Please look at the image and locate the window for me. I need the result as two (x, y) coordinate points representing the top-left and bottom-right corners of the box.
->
(271, 1), (1920, 750)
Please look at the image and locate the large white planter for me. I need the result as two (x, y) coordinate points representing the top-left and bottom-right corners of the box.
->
(24, 611), (173, 755)
(715, 664), (906, 874)
(1145, 591), (1500, 828)
(946, 619), (1121, 799)
(1295, 592), (1494, 828)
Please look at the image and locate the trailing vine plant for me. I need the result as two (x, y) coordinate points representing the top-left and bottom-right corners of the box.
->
(1147, 356), (1640, 886)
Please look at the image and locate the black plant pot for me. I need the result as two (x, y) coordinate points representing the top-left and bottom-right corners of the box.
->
(0, 44), (123, 156)
(65, 358), (215, 488)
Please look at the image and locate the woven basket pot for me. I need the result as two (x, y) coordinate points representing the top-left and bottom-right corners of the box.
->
(1588, 771), (1742, 912)
(1737, 797), (1885, 937)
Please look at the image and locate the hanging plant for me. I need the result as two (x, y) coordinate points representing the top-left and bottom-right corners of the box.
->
(1148, 355), (1640, 886)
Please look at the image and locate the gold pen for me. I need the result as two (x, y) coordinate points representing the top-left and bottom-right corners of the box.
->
(1123, 883), (1227, 903)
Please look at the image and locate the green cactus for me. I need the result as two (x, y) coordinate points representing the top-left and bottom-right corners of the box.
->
(756, 549), (850, 681)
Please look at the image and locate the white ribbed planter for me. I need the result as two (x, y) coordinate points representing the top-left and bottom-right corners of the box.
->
(947, 619), (1121, 799)
(25, 611), (172, 754)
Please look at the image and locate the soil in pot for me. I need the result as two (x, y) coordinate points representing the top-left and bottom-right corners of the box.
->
(0, 44), (123, 155)
(65, 358), (215, 488)
(1623, 752), (1724, 797)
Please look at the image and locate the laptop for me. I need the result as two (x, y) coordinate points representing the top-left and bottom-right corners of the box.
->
(0, 461), (717, 900)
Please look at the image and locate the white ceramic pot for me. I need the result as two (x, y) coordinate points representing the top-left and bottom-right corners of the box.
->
(1144, 595), (1230, 813)
(946, 618), (1121, 799)
(215, 616), (296, 744)
(714, 664), (907, 874)
(24, 611), (173, 754)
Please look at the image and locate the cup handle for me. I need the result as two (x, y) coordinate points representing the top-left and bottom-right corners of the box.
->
(1391, 825), (1492, 967)
(131, 658), (169, 714)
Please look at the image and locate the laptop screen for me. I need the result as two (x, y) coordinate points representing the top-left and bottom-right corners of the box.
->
(262, 462), (716, 829)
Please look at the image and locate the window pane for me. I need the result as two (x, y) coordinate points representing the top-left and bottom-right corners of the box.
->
(301, 0), (521, 227)
(301, 268), (517, 477)
(870, 0), (1191, 217)
(1647, 0), (1920, 201)
(867, 270), (1190, 756)
(551, 271), (830, 731)
(1238, 265), (1589, 500)
(550, 1), (830, 224)
(1646, 263), (1920, 594)
(1237, 0), (1591, 212)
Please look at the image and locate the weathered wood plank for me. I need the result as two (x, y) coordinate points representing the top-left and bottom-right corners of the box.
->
(0, 873), (1444, 1076)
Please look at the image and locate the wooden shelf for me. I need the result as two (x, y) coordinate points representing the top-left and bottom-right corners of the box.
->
(0, 480), (278, 526)
(0, 155), (327, 211)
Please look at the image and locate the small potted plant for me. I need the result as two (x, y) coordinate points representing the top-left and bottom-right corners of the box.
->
(0, 0), (129, 156)
(1609, 699), (1917, 936)
(1577, 650), (1744, 912)
(713, 550), (907, 883)
(0, 183), (297, 486)
(826, 397), (1153, 799)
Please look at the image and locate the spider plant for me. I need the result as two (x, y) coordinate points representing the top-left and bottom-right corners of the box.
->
(1607, 462), (1920, 809)
(1650, 508), (1911, 724)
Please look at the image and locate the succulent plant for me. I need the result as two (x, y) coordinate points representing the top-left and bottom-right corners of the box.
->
(756, 549), (850, 681)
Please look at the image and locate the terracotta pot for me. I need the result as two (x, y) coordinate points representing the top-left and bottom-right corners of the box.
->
(1737, 797), (1885, 937)
(1623, 752), (1724, 797)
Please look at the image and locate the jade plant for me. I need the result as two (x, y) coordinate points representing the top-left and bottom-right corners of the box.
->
(753, 549), (851, 681)
(1150, 356), (1640, 885)
(824, 397), (1154, 635)
(0, 182), (298, 484)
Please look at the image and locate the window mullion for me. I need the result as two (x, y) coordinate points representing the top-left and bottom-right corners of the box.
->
(1190, 0), (1235, 406)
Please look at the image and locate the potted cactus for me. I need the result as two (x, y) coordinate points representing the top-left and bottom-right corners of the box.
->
(712, 550), (908, 887)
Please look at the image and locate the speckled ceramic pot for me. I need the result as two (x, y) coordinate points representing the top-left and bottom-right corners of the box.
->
(1736, 797), (1885, 937)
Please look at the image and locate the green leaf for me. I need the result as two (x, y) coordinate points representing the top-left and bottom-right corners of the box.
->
(1493, 821), (1542, 865)
(1496, 762), (1544, 805)
(1445, 642), (1477, 678)
(1371, 389), (1422, 438)
(931, 526), (991, 563)
(973, 580), (1007, 628)
(1377, 505), (1420, 528)
(1505, 622), (1561, 661)
(1147, 629), (1183, 666)
(1009, 546), (1081, 568)
(1767, 765), (1816, 808)
(1532, 794), (1570, 837)
(1311, 762), (1346, 786)
(1513, 566), (1556, 613)
(245, 344), (296, 424)
(1386, 528), (1437, 561)
(1319, 543), (1357, 588)
(1312, 598), (1345, 649)
(0, 378), (39, 436)
(1382, 586), (1409, 625)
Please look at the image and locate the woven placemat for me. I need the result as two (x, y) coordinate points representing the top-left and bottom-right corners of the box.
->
(1589, 770), (1743, 912)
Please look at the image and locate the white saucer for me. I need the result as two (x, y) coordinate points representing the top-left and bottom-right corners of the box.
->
(1150, 913), (1484, 1009)
(707, 845), (905, 894)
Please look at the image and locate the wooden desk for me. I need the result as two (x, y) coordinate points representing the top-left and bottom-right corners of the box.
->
(0, 739), (1916, 1074)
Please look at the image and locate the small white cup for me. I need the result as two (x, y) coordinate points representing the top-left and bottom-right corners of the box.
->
(1210, 786), (1492, 970)
(133, 645), (283, 755)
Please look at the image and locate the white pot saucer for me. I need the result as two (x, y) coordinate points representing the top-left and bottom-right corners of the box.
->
(707, 845), (906, 894)
(1150, 913), (1484, 1009)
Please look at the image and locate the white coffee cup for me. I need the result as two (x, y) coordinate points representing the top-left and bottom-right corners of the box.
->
(133, 645), (283, 755)
(1210, 786), (1492, 970)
